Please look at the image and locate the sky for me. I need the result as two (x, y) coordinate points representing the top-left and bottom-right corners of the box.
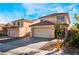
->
(0, 3), (79, 25)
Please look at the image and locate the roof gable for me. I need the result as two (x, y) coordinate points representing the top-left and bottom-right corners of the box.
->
(40, 13), (69, 18)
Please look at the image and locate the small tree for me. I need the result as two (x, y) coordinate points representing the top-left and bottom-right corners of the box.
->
(64, 14), (79, 48)
(55, 22), (65, 50)
(74, 14), (79, 21)
(74, 14), (79, 31)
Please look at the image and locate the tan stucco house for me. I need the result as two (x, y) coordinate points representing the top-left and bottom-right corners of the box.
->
(0, 24), (7, 36)
(30, 13), (70, 38)
(7, 19), (33, 38)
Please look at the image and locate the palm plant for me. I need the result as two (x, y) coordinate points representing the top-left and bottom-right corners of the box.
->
(74, 14), (79, 31)
(74, 14), (79, 21)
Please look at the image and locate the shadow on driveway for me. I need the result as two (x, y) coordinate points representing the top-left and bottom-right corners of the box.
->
(0, 37), (52, 52)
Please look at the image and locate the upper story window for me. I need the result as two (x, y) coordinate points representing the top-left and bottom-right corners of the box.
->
(17, 21), (23, 27)
(14, 21), (22, 27)
(17, 21), (20, 27)
(57, 16), (65, 23)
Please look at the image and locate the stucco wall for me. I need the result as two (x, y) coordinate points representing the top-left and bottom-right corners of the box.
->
(23, 22), (31, 32)
(0, 27), (3, 30)
(41, 14), (70, 24)
(7, 21), (32, 38)
(41, 16), (56, 23)
(18, 22), (32, 37)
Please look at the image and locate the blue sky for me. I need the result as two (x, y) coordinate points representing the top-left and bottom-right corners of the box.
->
(0, 3), (79, 25)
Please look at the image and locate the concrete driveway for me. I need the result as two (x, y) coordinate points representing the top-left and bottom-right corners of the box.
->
(0, 37), (52, 52)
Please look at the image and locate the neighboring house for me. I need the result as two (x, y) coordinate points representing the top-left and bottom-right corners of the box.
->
(7, 19), (33, 38)
(30, 13), (70, 38)
(0, 24), (7, 36)
(0, 24), (4, 30)
(32, 19), (41, 24)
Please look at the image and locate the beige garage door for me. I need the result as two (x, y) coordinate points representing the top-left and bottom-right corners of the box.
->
(33, 29), (55, 38)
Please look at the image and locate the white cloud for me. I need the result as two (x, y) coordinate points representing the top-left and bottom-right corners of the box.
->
(22, 3), (59, 18)
(12, 11), (23, 18)
(22, 4), (35, 15)
(55, 6), (65, 13)
(65, 5), (79, 24)
(22, 3), (44, 15)
(67, 5), (74, 10)
(64, 4), (78, 13)
(0, 11), (23, 24)
(0, 12), (12, 24)
(22, 3), (55, 16)
(70, 8), (78, 14)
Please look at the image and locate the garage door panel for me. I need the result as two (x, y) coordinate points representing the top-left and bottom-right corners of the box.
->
(34, 34), (52, 38)
(33, 28), (54, 38)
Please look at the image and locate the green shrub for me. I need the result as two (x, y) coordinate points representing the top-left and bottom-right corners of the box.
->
(63, 30), (79, 48)
(69, 33), (79, 48)
(68, 30), (77, 38)
(64, 30), (77, 43)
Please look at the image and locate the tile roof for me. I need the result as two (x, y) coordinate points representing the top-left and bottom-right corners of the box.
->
(16, 19), (33, 23)
(30, 20), (69, 27)
(30, 21), (55, 26)
(39, 13), (69, 18)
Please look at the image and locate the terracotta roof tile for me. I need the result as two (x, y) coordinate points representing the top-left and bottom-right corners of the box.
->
(30, 20), (69, 27)
(30, 21), (55, 26)
(40, 13), (69, 18)
(13, 19), (33, 23)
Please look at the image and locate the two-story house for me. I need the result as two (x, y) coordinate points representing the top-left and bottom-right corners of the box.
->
(30, 13), (70, 38)
(7, 19), (33, 38)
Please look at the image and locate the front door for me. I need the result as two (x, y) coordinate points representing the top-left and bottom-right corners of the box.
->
(55, 29), (65, 38)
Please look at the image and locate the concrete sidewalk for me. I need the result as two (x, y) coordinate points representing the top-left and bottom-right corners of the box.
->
(0, 36), (11, 40)
(0, 47), (70, 55)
